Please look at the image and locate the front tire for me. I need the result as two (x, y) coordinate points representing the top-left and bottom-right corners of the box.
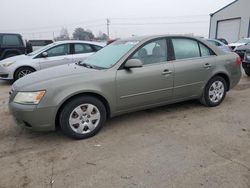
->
(200, 76), (227, 107)
(59, 96), (106, 139)
(14, 67), (35, 81)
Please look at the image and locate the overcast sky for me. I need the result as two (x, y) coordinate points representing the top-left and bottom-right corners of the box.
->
(1, 0), (234, 40)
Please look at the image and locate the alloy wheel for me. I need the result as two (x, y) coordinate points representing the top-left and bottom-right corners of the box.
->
(208, 81), (225, 103)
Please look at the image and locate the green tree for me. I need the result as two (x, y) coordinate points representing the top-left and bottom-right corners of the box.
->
(72, 27), (94, 41)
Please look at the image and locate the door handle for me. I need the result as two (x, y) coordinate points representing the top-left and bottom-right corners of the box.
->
(203, 63), (212, 69)
(162, 69), (172, 75)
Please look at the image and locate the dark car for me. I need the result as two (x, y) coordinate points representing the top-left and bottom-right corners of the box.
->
(242, 49), (250, 76)
(28, 40), (53, 51)
(0, 33), (32, 60)
(234, 44), (250, 60)
(217, 38), (228, 45)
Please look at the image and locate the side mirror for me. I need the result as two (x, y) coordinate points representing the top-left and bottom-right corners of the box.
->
(124, 59), (143, 69)
(42, 52), (48, 58)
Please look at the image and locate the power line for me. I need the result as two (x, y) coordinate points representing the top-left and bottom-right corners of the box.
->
(111, 20), (209, 26)
(110, 14), (208, 20)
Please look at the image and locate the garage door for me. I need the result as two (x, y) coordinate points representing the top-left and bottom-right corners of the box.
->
(216, 18), (241, 43)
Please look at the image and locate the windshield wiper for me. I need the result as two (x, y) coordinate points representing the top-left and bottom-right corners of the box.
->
(76, 61), (107, 70)
(76, 61), (94, 69)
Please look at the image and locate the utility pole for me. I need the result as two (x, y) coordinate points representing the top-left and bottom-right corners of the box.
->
(106, 18), (110, 39)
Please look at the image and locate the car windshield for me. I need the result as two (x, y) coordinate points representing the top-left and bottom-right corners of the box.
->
(27, 43), (56, 56)
(236, 38), (250, 44)
(79, 40), (139, 69)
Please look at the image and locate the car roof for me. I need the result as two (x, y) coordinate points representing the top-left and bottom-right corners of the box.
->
(119, 34), (206, 42)
(117, 34), (225, 56)
(0, 33), (22, 36)
(53, 40), (105, 47)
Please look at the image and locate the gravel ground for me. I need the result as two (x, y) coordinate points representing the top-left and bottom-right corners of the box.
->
(0, 75), (249, 188)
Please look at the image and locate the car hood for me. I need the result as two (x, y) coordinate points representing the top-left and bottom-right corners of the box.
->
(0, 54), (31, 64)
(13, 63), (99, 90)
(236, 44), (250, 50)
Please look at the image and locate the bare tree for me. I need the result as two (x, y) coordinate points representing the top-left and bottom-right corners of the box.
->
(55, 27), (70, 41)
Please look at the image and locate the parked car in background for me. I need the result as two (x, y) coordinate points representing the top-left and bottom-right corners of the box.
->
(9, 35), (242, 139)
(28, 40), (53, 51)
(217, 38), (228, 45)
(0, 40), (104, 81)
(242, 49), (250, 76)
(207, 39), (232, 52)
(234, 44), (250, 60)
(229, 38), (250, 51)
(0, 33), (32, 60)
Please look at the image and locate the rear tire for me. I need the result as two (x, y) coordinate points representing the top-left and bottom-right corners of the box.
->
(59, 96), (106, 139)
(200, 76), (227, 107)
(244, 68), (250, 76)
(14, 67), (35, 81)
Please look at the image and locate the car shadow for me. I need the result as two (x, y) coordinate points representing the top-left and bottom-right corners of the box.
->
(104, 99), (202, 130)
(0, 80), (13, 86)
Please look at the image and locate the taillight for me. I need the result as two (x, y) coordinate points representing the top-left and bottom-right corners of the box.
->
(236, 56), (241, 65)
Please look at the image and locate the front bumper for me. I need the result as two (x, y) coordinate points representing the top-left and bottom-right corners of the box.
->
(9, 101), (57, 131)
(0, 66), (13, 80)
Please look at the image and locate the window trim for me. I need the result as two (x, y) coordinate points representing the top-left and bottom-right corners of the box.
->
(118, 37), (169, 70)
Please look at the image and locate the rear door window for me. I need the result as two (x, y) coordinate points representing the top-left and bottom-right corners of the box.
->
(74, 43), (94, 54)
(92, 45), (103, 51)
(172, 38), (200, 60)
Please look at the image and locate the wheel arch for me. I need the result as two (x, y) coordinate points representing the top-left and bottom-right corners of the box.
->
(55, 92), (111, 129)
(208, 72), (230, 91)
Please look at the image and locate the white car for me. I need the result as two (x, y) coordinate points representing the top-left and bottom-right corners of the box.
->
(0, 40), (104, 81)
(229, 38), (250, 51)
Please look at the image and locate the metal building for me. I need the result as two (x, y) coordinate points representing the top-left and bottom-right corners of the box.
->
(209, 0), (250, 43)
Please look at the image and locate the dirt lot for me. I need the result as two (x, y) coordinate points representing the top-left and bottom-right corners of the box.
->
(0, 75), (250, 188)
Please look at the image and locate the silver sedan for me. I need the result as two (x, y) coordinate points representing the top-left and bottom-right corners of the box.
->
(9, 35), (242, 139)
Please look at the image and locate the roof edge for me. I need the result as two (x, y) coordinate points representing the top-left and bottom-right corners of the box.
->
(210, 0), (239, 17)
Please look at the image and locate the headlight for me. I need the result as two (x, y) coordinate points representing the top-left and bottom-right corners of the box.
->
(14, 91), (46, 104)
(1, 61), (15, 67)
